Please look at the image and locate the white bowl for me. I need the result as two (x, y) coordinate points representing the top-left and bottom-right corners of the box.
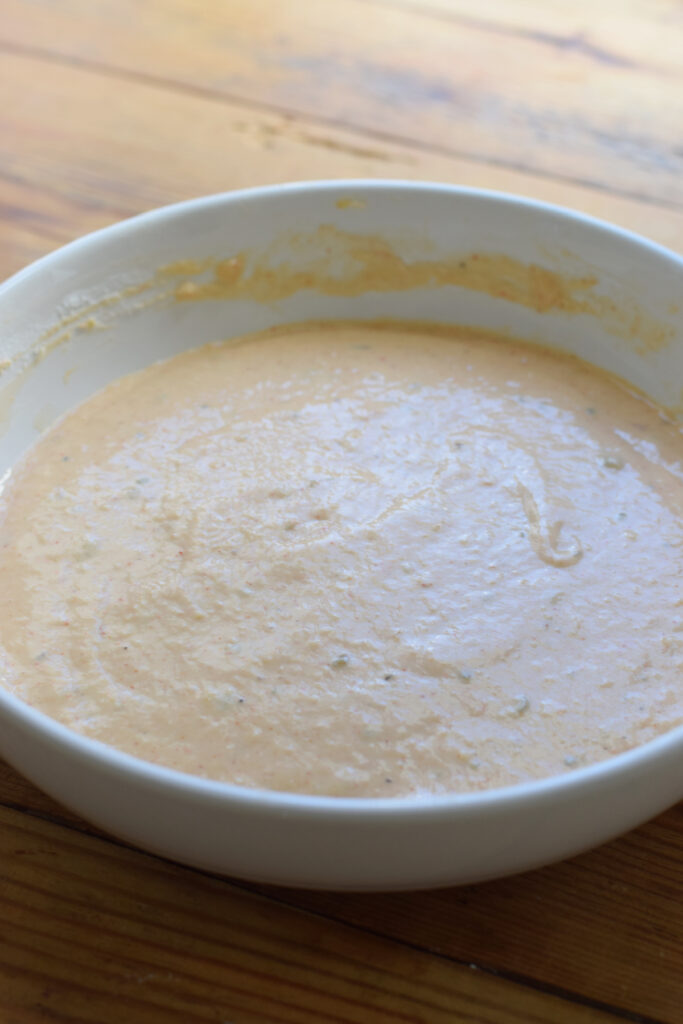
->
(0, 182), (682, 891)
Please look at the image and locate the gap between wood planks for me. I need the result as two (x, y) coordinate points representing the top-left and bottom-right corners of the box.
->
(354, 0), (682, 73)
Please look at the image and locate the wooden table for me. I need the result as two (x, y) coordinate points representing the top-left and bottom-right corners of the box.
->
(1, 2), (682, 1021)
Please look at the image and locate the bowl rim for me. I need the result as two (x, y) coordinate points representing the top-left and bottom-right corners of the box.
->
(1, 178), (682, 818)
(2, 178), (683, 302)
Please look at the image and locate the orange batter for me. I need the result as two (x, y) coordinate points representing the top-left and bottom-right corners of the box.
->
(0, 321), (681, 796)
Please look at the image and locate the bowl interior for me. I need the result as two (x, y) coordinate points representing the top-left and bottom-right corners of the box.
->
(1, 183), (683, 887)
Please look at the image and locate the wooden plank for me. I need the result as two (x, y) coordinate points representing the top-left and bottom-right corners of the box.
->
(0, 804), (620, 1024)
(0, 0), (682, 206)
(1, 49), (682, 289)
(2, 750), (682, 1023)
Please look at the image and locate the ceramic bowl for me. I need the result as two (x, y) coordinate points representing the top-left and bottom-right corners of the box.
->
(0, 181), (681, 890)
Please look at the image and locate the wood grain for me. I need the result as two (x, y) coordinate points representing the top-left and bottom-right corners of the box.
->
(1, 0), (682, 207)
(1, 49), (683, 291)
(0, 804), (623, 1024)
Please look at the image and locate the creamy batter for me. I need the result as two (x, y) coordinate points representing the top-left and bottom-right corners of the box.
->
(1, 321), (682, 797)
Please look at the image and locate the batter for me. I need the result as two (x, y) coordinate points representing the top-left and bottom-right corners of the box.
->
(0, 321), (682, 796)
